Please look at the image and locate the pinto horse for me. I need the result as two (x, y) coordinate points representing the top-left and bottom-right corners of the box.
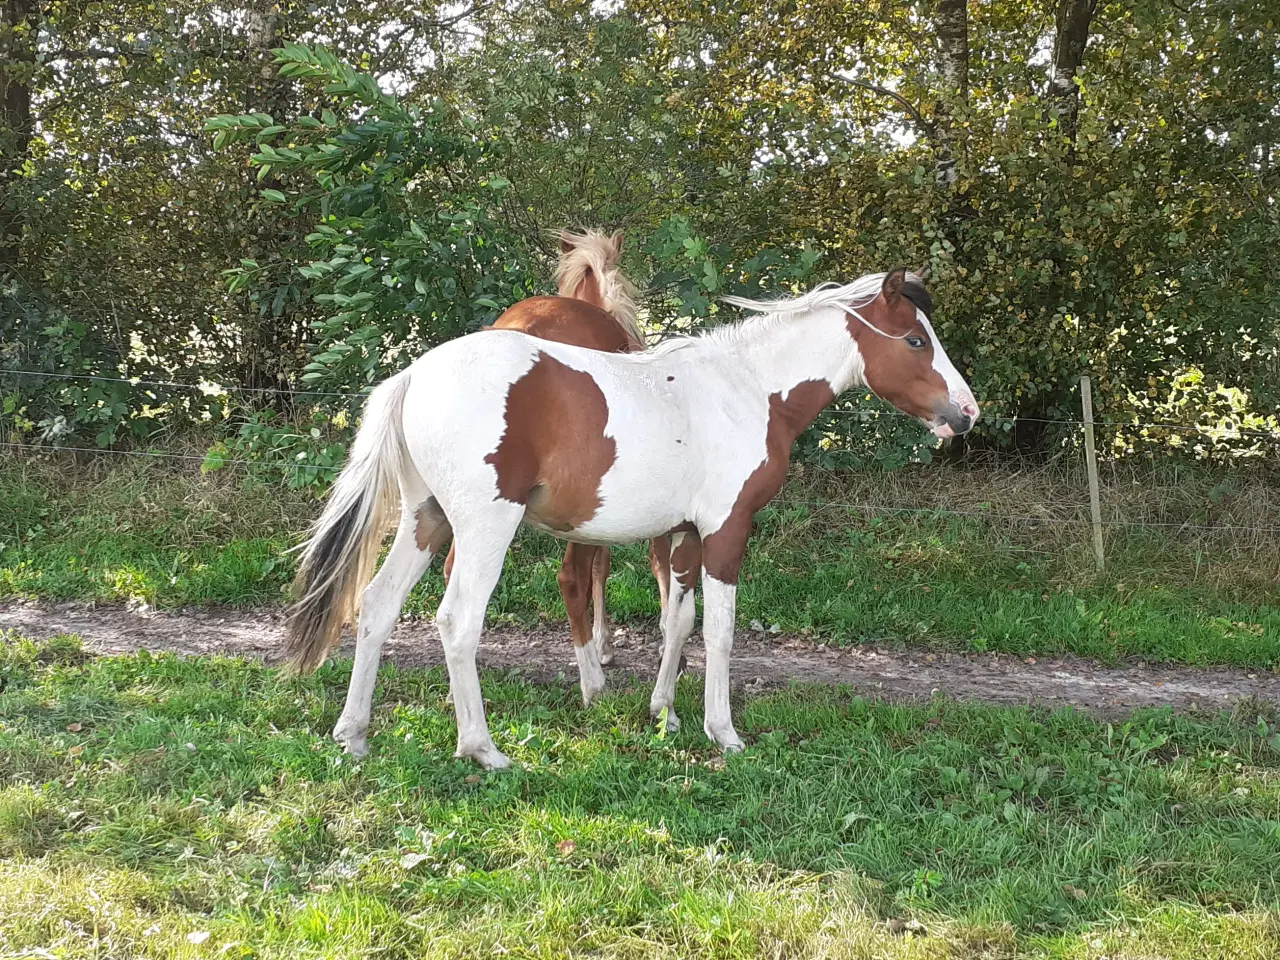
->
(441, 229), (669, 688)
(284, 267), (978, 768)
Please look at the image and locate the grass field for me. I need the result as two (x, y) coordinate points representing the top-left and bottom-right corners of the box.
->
(2, 453), (1278, 667)
(3, 631), (1280, 959)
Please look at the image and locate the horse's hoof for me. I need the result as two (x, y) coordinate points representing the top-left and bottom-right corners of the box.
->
(706, 724), (744, 753)
(458, 743), (512, 770)
(333, 723), (369, 758)
(649, 703), (681, 733)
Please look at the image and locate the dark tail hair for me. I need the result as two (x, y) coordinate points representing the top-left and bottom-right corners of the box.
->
(282, 370), (413, 673)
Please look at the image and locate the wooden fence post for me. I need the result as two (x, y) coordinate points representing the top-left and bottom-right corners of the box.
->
(1080, 374), (1105, 572)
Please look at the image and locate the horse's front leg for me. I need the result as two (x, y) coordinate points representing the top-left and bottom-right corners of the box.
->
(701, 573), (745, 753)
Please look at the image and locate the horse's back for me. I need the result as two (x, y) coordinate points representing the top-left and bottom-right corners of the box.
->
(403, 330), (692, 541)
(490, 296), (636, 353)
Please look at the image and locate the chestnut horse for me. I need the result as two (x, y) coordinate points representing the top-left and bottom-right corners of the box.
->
(442, 229), (671, 688)
(284, 268), (979, 768)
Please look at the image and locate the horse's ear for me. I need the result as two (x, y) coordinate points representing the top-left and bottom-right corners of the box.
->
(882, 267), (907, 307)
(610, 230), (624, 256)
(559, 231), (576, 255)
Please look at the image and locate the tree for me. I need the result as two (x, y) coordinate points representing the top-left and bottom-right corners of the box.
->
(0, 0), (36, 268)
(1049, 0), (1098, 151)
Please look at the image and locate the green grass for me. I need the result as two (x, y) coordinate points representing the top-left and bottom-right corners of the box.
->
(2, 631), (1280, 958)
(2, 453), (1279, 667)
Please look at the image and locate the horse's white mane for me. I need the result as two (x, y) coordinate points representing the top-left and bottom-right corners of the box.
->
(721, 272), (902, 317)
(634, 271), (915, 361)
(554, 228), (644, 347)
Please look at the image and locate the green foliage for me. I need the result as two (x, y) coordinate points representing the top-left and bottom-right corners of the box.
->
(1, 1), (1277, 468)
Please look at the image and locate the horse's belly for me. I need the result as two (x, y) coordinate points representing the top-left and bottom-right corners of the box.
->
(558, 443), (690, 543)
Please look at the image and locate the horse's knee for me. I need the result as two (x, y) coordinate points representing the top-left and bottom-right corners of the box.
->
(558, 547), (592, 611)
(557, 562), (584, 602)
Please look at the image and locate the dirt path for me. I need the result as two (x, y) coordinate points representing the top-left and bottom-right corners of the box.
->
(3, 600), (1277, 716)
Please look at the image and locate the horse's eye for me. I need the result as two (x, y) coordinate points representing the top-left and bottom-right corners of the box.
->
(905, 336), (926, 349)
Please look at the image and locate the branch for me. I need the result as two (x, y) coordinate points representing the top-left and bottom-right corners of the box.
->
(46, 48), (123, 61)
(835, 75), (933, 136)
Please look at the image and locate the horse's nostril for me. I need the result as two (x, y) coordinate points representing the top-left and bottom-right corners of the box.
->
(960, 400), (979, 420)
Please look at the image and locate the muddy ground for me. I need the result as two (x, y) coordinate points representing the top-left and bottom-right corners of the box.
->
(5, 599), (1278, 718)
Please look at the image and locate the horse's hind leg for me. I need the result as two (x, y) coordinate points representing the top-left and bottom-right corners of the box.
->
(559, 542), (606, 704)
(334, 493), (450, 757)
(648, 530), (700, 732)
(648, 535), (671, 617)
(590, 546), (614, 665)
(443, 542), (456, 585)
(437, 501), (524, 769)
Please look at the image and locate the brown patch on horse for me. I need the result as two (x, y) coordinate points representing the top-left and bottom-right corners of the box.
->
(414, 497), (452, 553)
(846, 270), (949, 422)
(669, 530), (702, 592)
(485, 352), (617, 532)
(491, 297), (637, 352)
(701, 380), (835, 583)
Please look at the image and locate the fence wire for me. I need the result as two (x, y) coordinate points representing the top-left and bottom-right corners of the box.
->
(4, 440), (1278, 537)
(5, 367), (1280, 438)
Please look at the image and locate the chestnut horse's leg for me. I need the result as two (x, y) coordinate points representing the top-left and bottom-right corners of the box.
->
(590, 546), (614, 665)
(648, 530), (700, 733)
(648, 535), (671, 615)
(559, 542), (607, 704)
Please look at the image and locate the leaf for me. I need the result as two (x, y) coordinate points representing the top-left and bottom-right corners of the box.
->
(66, 723), (83, 733)
(472, 297), (501, 309)
(201, 447), (227, 475)
(400, 852), (430, 871)
(556, 839), (577, 856)
(260, 189), (288, 204)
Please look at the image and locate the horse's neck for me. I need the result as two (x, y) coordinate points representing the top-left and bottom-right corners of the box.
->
(562, 272), (604, 309)
(733, 307), (864, 401)
(562, 270), (643, 350)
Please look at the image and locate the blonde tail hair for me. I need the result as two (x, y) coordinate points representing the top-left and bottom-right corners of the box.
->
(282, 370), (412, 673)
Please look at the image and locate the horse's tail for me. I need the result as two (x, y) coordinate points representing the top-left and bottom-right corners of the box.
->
(554, 228), (645, 348)
(282, 369), (413, 674)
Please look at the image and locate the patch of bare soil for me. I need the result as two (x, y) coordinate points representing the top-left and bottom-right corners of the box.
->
(3, 600), (1277, 717)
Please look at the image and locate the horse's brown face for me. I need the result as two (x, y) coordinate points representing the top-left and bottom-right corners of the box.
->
(846, 269), (979, 438)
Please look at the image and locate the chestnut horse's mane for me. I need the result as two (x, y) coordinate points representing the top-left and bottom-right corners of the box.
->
(554, 229), (644, 347)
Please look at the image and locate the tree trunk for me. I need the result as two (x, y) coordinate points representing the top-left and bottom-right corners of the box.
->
(932, 0), (969, 185)
(0, 0), (37, 270)
(237, 1), (305, 393)
(246, 3), (285, 118)
(1049, 0), (1097, 150)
